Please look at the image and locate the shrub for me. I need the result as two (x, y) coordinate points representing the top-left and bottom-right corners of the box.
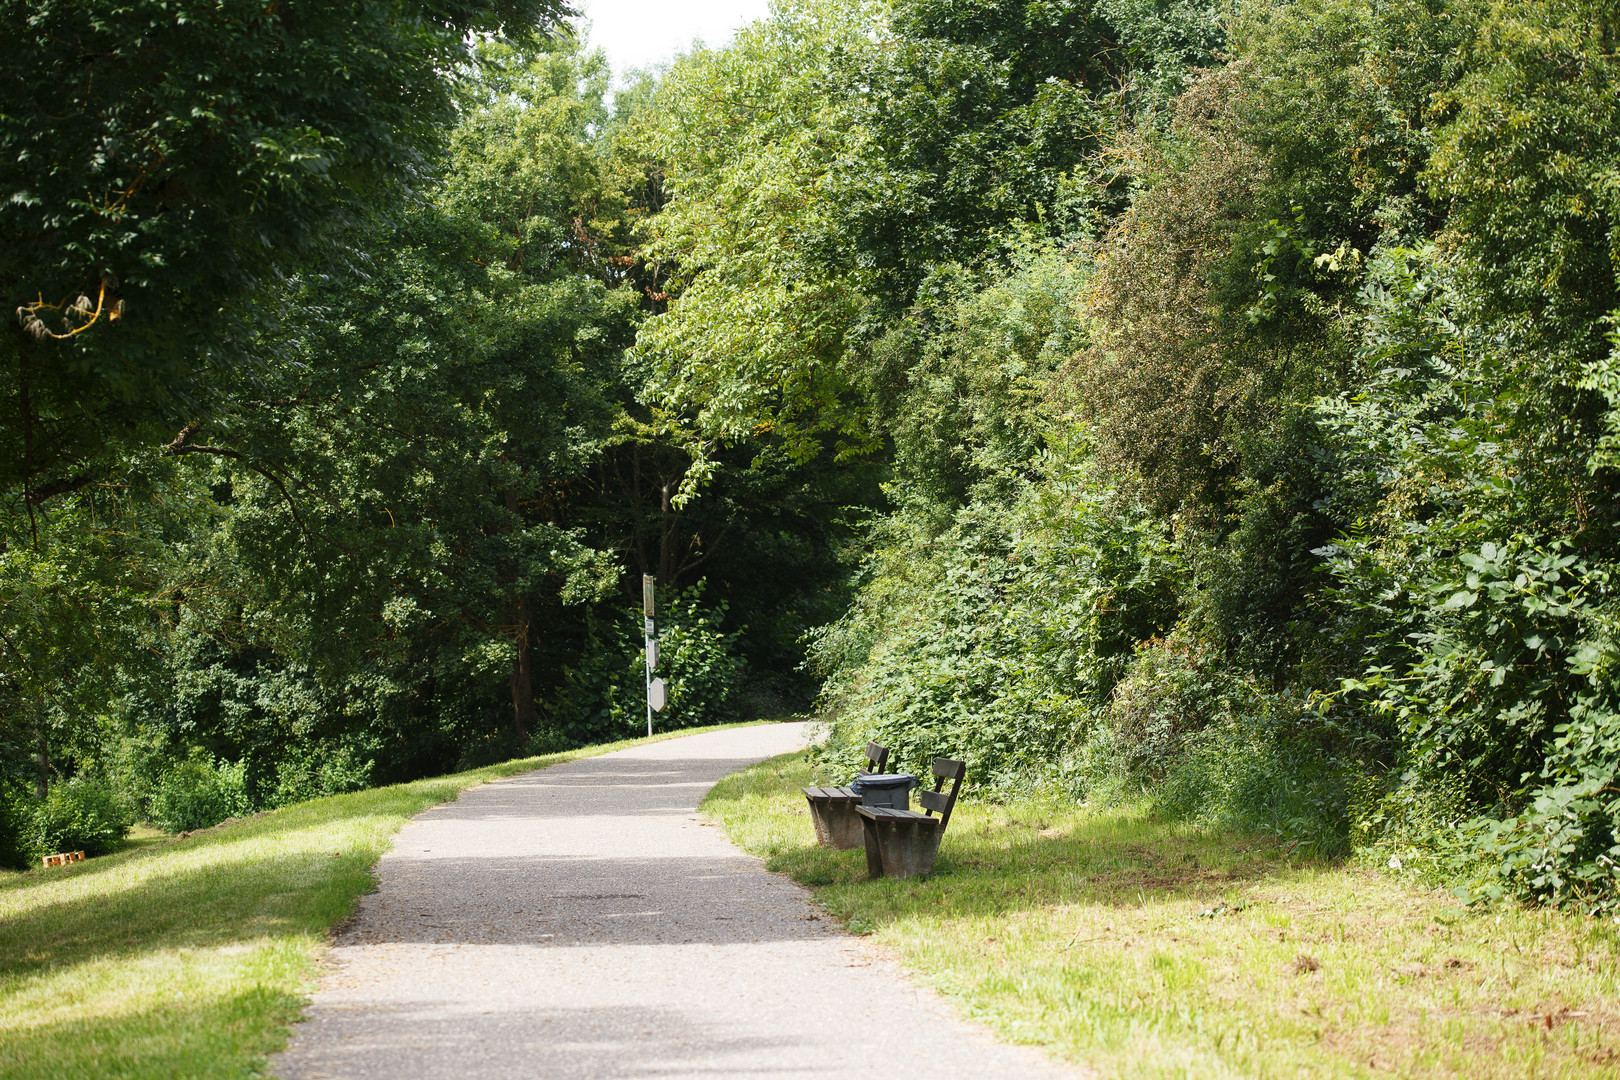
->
(148, 756), (250, 833)
(261, 745), (371, 810)
(812, 469), (1180, 788)
(29, 776), (133, 858)
(546, 585), (747, 746)
(1155, 717), (1354, 857)
(1106, 634), (1247, 781)
(1315, 245), (1620, 911)
(1101, 633), (1354, 855)
(0, 782), (36, 870)
(658, 589), (747, 728)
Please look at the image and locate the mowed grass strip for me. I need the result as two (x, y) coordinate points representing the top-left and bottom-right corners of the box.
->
(704, 752), (1620, 1080)
(0, 721), (768, 1080)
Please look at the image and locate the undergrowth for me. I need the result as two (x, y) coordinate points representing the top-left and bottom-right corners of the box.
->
(706, 751), (1620, 1080)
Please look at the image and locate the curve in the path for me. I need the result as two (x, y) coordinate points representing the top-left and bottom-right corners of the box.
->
(273, 722), (1085, 1080)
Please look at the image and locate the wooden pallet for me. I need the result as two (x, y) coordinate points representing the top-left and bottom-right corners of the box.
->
(41, 850), (85, 868)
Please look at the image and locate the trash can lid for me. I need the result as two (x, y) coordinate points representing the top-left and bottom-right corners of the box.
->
(850, 772), (916, 790)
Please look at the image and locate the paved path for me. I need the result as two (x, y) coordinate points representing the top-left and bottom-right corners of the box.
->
(273, 723), (1082, 1080)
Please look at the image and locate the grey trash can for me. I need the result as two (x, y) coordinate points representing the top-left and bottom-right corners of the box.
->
(850, 773), (916, 810)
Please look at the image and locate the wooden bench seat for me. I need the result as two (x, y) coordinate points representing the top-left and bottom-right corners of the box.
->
(803, 742), (890, 849)
(801, 786), (862, 803)
(856, 757), (965, 879)
(853, 805), (933, 822)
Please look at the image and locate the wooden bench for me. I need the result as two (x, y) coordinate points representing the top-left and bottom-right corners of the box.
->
(803, 742), (890, 850)
(856, 757), (965, 879)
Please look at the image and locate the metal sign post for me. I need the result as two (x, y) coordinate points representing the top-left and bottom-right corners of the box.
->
(642, 575), (657, 737)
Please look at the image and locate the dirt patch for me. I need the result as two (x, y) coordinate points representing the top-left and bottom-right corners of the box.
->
(175, 810), (274, 840)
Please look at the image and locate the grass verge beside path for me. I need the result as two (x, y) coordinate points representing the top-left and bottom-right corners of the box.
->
(0, 721), (769, 1080)
(704, 752), (1620, 1080)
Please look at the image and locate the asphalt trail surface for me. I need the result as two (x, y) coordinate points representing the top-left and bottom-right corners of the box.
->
(273, 722), (1082, 1079)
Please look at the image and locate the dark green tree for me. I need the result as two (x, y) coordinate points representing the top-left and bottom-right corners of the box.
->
(1, 0), (566, 500)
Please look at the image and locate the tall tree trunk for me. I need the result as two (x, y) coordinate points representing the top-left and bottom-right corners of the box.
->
(509, 601), (534, 746)
(33, 703), (48, 799)
(658, 480), (678, 588)
(19, 339), (39, 550)
(501, 485), (535, 746)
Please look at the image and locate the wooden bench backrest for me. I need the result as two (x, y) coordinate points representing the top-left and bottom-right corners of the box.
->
(860, 742), (890, 775)
(916, 758), (966, 830)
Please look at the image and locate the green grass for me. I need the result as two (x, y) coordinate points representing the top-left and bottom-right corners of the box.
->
(0, 720), (769, 1080)
(704, 752), (1620, 1080)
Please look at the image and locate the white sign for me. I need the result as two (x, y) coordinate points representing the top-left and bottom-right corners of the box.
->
(646, 640), (659, 670)
(649, 678), (667, 712)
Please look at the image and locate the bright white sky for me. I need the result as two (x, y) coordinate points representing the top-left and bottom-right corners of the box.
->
(573, 0), (775, 76)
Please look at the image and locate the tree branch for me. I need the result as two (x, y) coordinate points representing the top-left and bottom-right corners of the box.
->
(163, 424), (310, 539)
(24, 472), (93, 506)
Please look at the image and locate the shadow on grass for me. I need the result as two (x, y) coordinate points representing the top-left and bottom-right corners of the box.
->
(706, 750), (1336, 929)
(0, 838), (378, 980)
(0, 721), (790, 1080)
(0, 756), (590, 975)
(707, 751), (1620, 1080)
(2, 724), (790, 982)
(0, 792), (443, 980)
(0, 985), (304, 1080)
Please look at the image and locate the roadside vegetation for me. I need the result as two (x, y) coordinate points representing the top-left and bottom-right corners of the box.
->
(6, 0), (1620, 1067)
(1, 2), (867, 873)
(707, 752), (1620, 1079)
(0, 723), (760, 1080)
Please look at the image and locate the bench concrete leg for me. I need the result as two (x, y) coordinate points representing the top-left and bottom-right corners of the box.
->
(861, 813), (885, 877)
(861, 818), (943, 880)
(807, 799), (864, 849)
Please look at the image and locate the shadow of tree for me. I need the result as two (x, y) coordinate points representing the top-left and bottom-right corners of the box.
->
(0, 985), (306, 1080)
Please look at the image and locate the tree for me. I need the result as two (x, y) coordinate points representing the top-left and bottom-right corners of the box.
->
(189, 36), (634, 749)
(632, 0), (1224, 472)
(628, 0), (887, 471)
(0, 0), (567, 500)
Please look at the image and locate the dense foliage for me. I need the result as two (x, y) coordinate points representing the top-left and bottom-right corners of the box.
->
(0, 14), (868, 865)
(3, 0), (1617, 916)
(639, 0), (1620, 914)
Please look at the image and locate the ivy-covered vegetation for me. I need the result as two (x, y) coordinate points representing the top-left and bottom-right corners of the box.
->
(4, 0), (1618, 916)
(634, 0), (1620, 914)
